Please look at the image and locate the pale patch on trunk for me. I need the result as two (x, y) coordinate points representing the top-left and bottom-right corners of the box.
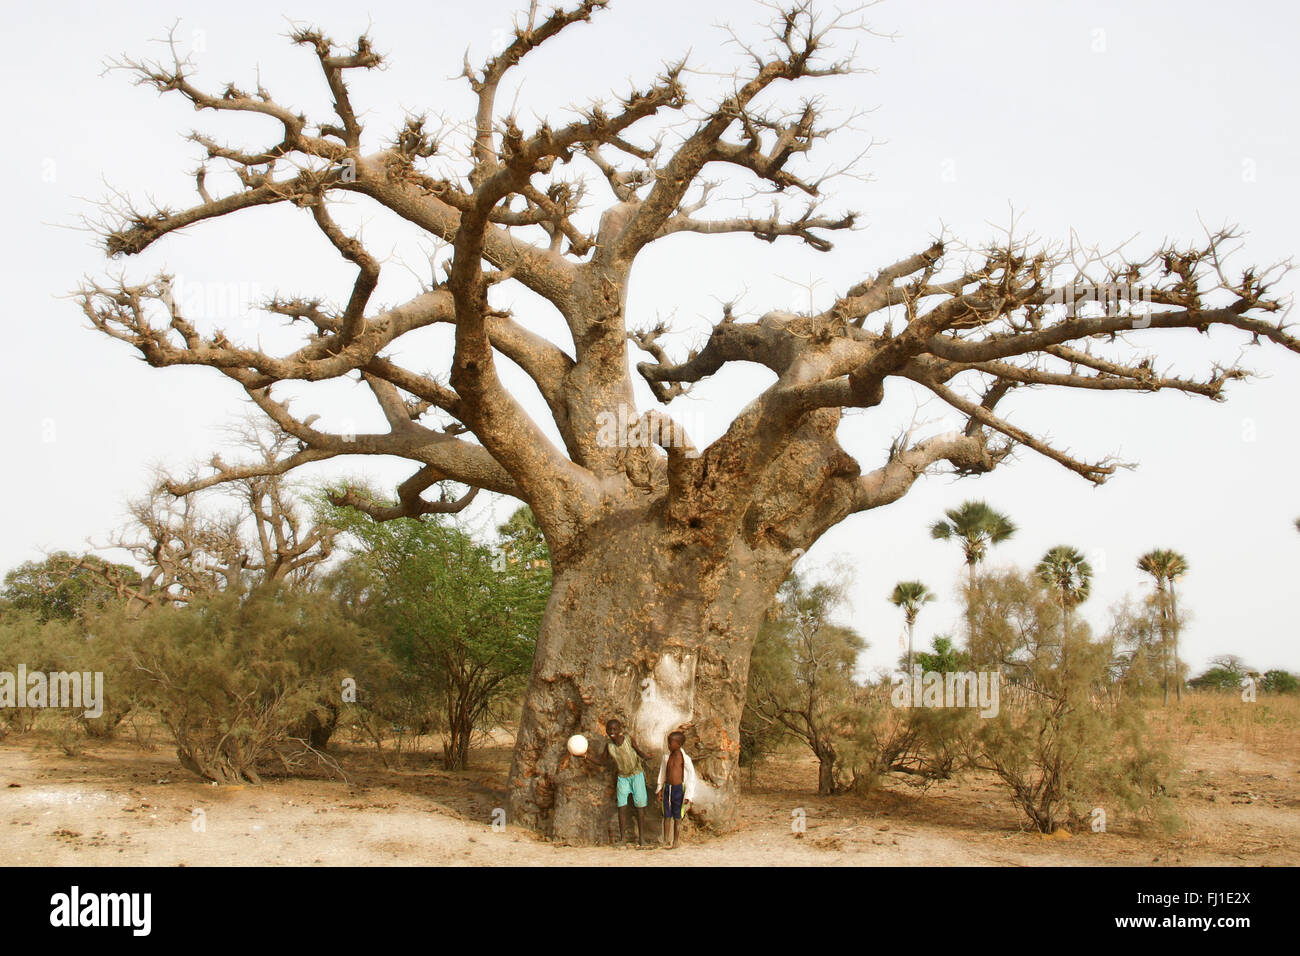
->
(629, 649), (733, 817)
(631, 649), (696, 750)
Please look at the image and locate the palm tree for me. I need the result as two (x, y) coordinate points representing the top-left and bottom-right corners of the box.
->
(1137, 549), (1190, 704)
(890, 580), (935, 675)
(1034, 546), (1093, 665)
(930, 501), (1017, 663)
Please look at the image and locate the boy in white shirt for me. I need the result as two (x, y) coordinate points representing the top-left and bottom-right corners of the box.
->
(655, 730), (697, 848)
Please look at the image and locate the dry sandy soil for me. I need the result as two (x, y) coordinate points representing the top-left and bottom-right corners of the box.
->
(2, 711), (1297, 867)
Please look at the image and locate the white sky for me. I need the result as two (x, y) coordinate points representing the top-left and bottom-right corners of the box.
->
(3, 0), (1296, 676)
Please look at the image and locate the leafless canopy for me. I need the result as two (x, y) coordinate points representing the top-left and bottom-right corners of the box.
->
(78, 1), (1295, 565)
(70, 424), (336, 608)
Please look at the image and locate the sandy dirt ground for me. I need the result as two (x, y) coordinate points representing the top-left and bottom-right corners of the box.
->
(2, 721), (1297, 866)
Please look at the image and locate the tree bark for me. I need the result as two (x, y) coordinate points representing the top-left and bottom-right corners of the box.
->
(816, 749), (837, 796)
(1061, 593), (1071, 672)
(1170, 585), (1182, 703)
(290, 703), (338, 751)
(966, 559), (977, 665)
(507, 519), (790, 844)
(906, 618), (914, 676)
(1158, 584), (1171, 706)
(443, 687), (476, 770)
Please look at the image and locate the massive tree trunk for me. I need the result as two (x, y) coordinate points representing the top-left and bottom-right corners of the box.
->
(508, 516), (791, 844)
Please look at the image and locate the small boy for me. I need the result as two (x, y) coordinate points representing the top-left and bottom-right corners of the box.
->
(655, 730), (696, 848)
(603, 718), (650, 845)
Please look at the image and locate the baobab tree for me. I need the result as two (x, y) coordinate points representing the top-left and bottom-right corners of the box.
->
(77, 2), (1295, 842)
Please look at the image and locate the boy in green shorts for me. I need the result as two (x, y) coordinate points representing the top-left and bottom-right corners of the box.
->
(604, 718), (650, 845)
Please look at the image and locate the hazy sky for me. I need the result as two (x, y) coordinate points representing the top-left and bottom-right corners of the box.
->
(3, 0), (1296, 676)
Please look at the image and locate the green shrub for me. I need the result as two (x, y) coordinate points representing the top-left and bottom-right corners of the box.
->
(977, 639), (1178, 834)
(92, 588), (379, 783)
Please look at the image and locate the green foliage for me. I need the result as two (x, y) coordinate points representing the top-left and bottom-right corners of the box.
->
(1260, 670), (1299, 694)
(743, 572), (866, 792)
(1190, 665), (1246, 691)
(1034, 545), (1093, 611)
(90, 588), (377, 783)
(929, 500), (1017, 567)
(1186, 656), (1252, 693)
(0, 609), (134, 740)
(1136, 549), (1189, 587)
(321, 495), (549, 769)
(1136, 549), (1190, 702)
(888, 581), (934, 624)
(930, 500), (1017, 665)
(966, 570), (1062, 673)
(913, 635), (970, 674)
(889, 579), (935, 673)
(739, 620), (793, 768)
(829, 687), (899, 792)
(496, 505), (550, 569)
(897, 705), (977, 781)
(1, 553), (141, 622)
(0, 611), (83, 735)
(975, 616), (1178, 834)
(0, 481), (553, 778)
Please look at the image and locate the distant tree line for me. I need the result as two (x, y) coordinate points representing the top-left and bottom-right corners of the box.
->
(737, 499), (1297, 834)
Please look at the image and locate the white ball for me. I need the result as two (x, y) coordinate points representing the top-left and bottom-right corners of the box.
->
(566, 734), (589, 756)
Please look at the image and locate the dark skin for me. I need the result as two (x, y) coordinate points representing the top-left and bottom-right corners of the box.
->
(655, 732), (690, 848)
(600, 720), (651, 846)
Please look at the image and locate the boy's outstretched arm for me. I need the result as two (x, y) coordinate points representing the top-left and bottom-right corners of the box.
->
(583, 739), (612, 766)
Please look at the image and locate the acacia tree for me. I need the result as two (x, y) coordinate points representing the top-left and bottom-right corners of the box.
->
(0, 553), (142, 622)
(320, 497), (547, 770)
(77, 3), (1295, 842)
(745, 573), (864, 795)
